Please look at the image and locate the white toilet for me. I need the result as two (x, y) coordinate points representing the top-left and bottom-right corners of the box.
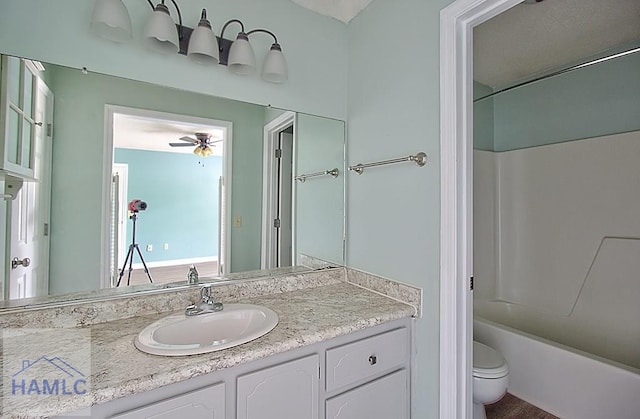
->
(473, 341), (509, 419)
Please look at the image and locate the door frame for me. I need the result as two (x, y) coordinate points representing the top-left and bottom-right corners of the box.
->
(101, 105), (233, 286)
(439, 0), (521, 417)
(261, 111), (296, 269)
(111, 162), (129, 283)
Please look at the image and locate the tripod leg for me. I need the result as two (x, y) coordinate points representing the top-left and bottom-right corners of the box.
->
(134, 244), (154, 283)
(116, 245), (135, 287)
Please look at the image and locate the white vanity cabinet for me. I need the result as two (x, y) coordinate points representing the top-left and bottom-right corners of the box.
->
(237, 355), (319, 419)
(110, 382), (226, 419)
(325, 369), (408, 419)
(78, 318), (411, 419)
(324, 327), (410, 419)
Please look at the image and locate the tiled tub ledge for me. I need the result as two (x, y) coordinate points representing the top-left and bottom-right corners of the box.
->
(1, 282), (416, 418)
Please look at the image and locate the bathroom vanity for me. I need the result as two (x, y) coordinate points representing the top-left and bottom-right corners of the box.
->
(1, 269), (419, 418)
(83, 318), (411, 419)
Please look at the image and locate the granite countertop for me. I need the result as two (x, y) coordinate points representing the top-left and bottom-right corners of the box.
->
(2, 282), (415, 418)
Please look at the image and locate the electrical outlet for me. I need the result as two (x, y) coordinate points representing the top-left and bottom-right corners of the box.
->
(146, 244), (153, 252)
(234, 215), (242, 227)
(163, 243), (169, 250)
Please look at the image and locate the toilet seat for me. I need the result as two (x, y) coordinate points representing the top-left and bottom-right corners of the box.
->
(473, 341), (509, 379)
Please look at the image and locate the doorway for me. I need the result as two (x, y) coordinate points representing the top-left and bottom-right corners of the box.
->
(440, 0), (523, 417)
(103, 106), (233, 287)
(261, 111), (296, 269)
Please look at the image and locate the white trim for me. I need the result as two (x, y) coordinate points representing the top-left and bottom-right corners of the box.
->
(112, 163), (129, 274)
(439, 0), (521, 417)
(260, 111), (296, 269)
(102, 105), (233, 286)
(131, 255), (218, 270)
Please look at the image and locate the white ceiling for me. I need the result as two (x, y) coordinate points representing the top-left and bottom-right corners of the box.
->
(474, 0), (640, 88)
(290, 0), (639, 87)
(113, 114), (224, 156)
(289, 0), (373, 23)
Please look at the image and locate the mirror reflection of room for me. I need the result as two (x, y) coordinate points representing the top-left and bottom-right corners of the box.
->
(110, 109), (229, 287)
(0, 55), (345, 304)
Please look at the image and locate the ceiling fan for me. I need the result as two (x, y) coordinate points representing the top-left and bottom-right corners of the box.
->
(169, 132), (222, 157)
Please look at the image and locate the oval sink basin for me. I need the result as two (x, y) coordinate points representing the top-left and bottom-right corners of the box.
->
(135, 304), (279, 356)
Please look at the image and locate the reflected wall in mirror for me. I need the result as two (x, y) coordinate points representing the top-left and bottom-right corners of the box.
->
(0, 54), (345, 307)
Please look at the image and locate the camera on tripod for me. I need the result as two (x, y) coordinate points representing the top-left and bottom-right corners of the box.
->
(117, 198), (153, 287)
(128, 199), (148, 213)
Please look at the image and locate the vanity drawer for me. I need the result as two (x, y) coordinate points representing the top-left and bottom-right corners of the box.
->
(325, 327), (407, 392)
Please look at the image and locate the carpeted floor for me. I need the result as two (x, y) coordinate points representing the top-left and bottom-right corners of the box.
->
(485, 393), (559, 419)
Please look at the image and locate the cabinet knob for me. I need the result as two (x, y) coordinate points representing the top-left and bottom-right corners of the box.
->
(368, 355), (377, 365)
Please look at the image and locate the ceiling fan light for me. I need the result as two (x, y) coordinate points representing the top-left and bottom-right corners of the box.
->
(193, 146), (202, 156)
(203, 145), (213, 156)
(262, 43), (288, 83)
(143, 3), (179, 54)
(187, 13), (219, 65)
(227, 32), (256, 75)
(91, 0), (132, 42)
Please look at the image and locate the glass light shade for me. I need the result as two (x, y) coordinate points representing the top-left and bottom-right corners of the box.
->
(90, 0), (132, 42)
(187, 19), (219, 65)
(262, 44), (288, 83)
(227, 33), (256, 75)
(143, 3), (179, 54)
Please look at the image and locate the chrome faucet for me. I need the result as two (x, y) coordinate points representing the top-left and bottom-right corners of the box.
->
(185, 285), (223, 316)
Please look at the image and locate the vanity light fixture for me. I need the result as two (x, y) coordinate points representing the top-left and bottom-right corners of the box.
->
(90, 0), (288, 83)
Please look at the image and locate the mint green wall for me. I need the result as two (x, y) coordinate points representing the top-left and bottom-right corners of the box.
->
(114, 149), (222, 262)
(264, 107), (286, 125)
(473, 81), (494, 151)
(487, 51), (640, 151)
(295, 114), (345, 264)
(347, 0), (454, 417)
(0, 0), (347, 120)
(48, 65), (265, 294)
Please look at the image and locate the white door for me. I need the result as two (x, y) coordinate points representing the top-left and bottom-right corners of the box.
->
(237, 355), (319, 419)
(8, 79), (53, 299)
(277, 130), (294, 267)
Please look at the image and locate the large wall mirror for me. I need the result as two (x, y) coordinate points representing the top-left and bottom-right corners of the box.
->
(0, 53), (346, 309)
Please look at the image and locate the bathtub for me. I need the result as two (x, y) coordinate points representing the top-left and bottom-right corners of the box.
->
(474, 301), (640, 419)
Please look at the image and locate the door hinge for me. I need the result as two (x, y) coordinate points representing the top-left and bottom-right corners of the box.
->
(470, 276), (474, 291)
(274, 148), (282, 159)
(273, 218), (281, 228)
(44, 223), (49, 237)
(47, 123), (53, 137)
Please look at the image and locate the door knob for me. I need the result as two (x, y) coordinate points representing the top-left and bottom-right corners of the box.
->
(11, 257), (30, 269)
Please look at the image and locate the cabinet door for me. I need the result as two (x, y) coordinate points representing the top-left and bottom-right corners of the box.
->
(1, 55), (38, 178)
(325, 369), (408, 419)
(110, 382), (225, 419)
(237, 354), (319, 419)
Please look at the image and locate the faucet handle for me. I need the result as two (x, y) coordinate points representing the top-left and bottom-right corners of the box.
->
(200, 285), (213, 302)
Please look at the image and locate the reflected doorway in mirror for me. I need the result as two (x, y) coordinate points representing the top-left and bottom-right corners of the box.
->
(105, 106), (232, 288)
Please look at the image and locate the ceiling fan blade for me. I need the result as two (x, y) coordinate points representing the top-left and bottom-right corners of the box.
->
(169, 142), (196, 147)
(178, 136), (198, 143)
